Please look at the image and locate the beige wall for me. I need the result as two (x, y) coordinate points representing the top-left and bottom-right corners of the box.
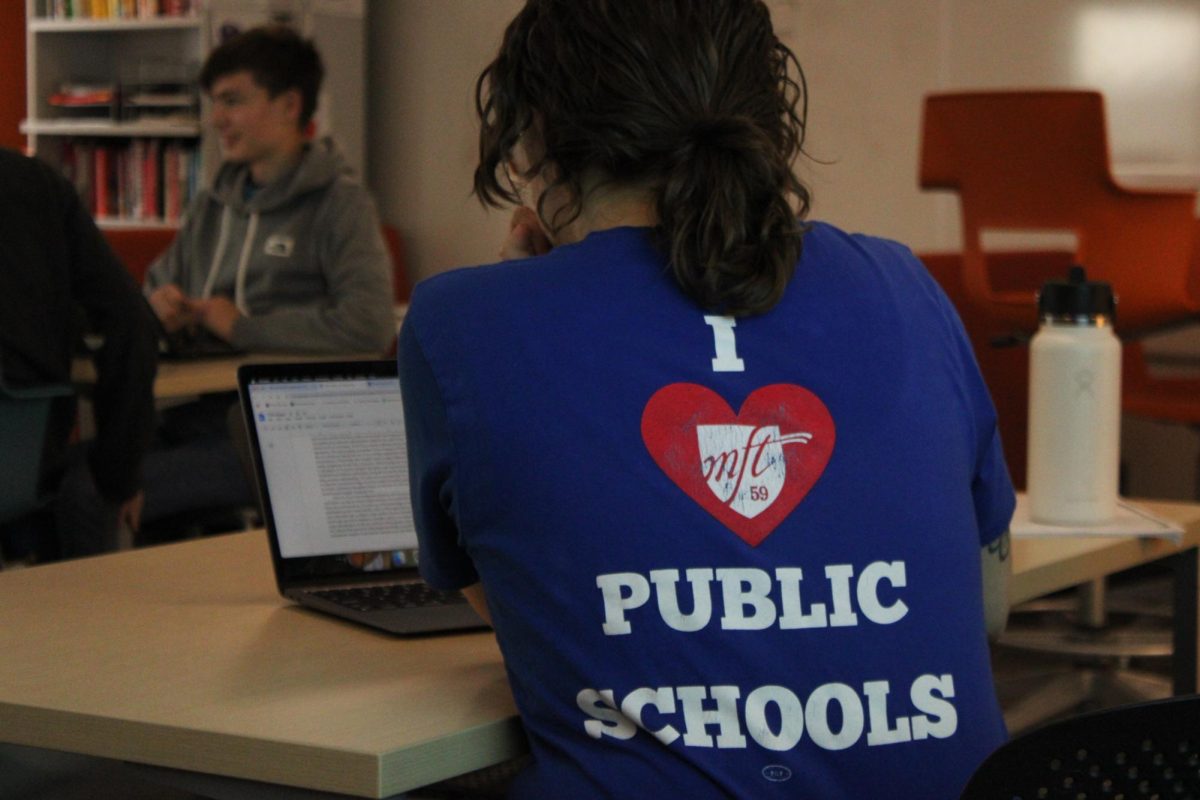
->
(365, 0), (1200, 500)
(367, 0), (1200, 281)
(366, 0), (522, 283)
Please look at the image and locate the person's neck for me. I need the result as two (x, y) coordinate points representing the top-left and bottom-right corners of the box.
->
(248, 140), (306, 186)
(554, 181), (657, 245)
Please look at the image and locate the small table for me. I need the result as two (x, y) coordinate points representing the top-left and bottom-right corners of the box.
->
(0, 531), (523, 798)
(1010, 499), (1200, 694)
(71, 351), (385, 401)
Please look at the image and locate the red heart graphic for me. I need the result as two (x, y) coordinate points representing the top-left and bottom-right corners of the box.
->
(641, 383), (835, 546)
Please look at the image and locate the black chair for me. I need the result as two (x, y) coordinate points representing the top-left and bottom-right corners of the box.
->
(0, 382), (73, 525)
(960, 694), (1200, 799)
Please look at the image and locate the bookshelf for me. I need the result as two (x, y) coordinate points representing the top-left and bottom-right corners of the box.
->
(22, 0), (210, 228)
(22, 0), (367, 229)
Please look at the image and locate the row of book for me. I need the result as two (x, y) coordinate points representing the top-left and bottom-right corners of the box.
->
(38, 0), (195, 20)
(59, 138), (201, 223)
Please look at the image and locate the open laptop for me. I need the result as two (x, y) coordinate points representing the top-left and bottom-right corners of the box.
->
(236, 359), (485, 635)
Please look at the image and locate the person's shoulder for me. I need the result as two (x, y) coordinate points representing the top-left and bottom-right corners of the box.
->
(323, 172), (375, 204)
(0, 148), (68, 191)
(799, 220), (950, 314)
(0, 147), (33, 175)
(0, 147), (44, 172)
(410, 258), (514, 307)
(406, 252), (550, 331)
(803, 220), (920, 266)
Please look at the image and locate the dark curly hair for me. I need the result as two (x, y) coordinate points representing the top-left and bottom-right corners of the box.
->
(474, 0), (811, 316)
(200, 25), (324, 128)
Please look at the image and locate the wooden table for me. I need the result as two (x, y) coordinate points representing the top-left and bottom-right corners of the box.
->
(0, 500), (1198, 798)
(72, 352), (384, 401)
(0, 532), (523, 798)
(72, 304), (406, 401)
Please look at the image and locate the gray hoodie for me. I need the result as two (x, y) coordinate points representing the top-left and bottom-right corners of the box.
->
(145, 138), (395, 354)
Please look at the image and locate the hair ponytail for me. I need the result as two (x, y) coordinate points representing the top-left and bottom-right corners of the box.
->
(474, 0), (812, 316)
(657, 113), (807, 316)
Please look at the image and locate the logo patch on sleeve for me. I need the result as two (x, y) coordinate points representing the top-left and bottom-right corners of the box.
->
(641, 383), (835, 546)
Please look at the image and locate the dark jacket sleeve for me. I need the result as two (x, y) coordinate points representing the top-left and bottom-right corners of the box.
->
(57, 169), (159, 502)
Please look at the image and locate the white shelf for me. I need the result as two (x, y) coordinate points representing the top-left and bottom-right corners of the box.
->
(96, 218), (182, 230)
(20, 118), (201, 137)
(1112, 163), (1200, 191)
(29, 17), (203, 33)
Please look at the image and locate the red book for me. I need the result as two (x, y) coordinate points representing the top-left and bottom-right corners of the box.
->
(142, 139), (160, 220)
(163, 141), (182, 222)
(94, 146), (110, 220)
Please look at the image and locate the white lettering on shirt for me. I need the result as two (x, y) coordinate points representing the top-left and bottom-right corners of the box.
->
(576, 675), (959, 753)
(596, 561), (907, 636)
(704, 315), (746, 372)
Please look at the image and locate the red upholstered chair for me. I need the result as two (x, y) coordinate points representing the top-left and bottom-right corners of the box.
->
(920, 89), (1200, 435)
(920, 90), (1200, 337)
(381, 224), (412, 305)
(917, 250), (1074, 491)
(918, 91), (1197, 732)
(101, 227), (177, 285)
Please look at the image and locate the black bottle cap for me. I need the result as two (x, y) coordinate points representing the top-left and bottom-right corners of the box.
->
(1037, 265), (1116, 321)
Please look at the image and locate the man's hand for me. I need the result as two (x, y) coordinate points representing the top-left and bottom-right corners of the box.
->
(147, 284), (196, 333)
(499, 206), (553, 260)
(117, 491), (145, 535)
(193, 296), (243, 342)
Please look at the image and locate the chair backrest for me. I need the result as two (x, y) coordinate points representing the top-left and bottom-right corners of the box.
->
(920, 90), (1199, 335)
(960, 694), (1200, 799)
(382, 224), (412, 304)
(0, 383), (74, 524)
(919, 249), (1074, 490)
(101, 227), (177, 285)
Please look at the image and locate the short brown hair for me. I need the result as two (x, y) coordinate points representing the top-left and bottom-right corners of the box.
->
(200, 26), (324, 128)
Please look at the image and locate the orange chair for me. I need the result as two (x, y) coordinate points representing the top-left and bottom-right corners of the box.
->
(381, 223), (412, 304)
(101, 227), (177, 285)
(919, 89), (1200, 436)
(919, 92), (1196, 730)
(918, 250), (1075, 491)
(1122, 342), (1200, 425)
(920, 90), (1200, 338)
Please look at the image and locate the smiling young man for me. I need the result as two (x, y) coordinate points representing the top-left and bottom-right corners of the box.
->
(145, 25), (394, 353)
(136, 26), (394, 542)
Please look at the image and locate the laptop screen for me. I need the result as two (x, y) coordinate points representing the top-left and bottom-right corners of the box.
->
(241, 361), (420, 581)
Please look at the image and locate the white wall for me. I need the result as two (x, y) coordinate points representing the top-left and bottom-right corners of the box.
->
(367, 0), (1200, 281)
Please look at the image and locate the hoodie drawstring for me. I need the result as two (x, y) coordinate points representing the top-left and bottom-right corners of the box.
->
(199, 205), (258, 318)
(233, 212), (259, 316)
(200, 205), (232, 301)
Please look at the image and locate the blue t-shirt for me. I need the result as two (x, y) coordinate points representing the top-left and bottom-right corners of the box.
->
(399, 223), (1015, 799)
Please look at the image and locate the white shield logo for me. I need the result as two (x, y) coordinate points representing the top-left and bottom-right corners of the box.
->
(697, 425), (801, 519)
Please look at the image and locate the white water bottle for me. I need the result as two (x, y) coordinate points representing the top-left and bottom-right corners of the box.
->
(1026, 266), (1121, 525)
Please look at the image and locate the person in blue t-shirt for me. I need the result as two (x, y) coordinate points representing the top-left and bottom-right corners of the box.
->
(398, 1), (1015, 797)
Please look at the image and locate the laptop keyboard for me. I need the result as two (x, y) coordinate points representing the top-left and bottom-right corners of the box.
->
(308, 583), (468, 611)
